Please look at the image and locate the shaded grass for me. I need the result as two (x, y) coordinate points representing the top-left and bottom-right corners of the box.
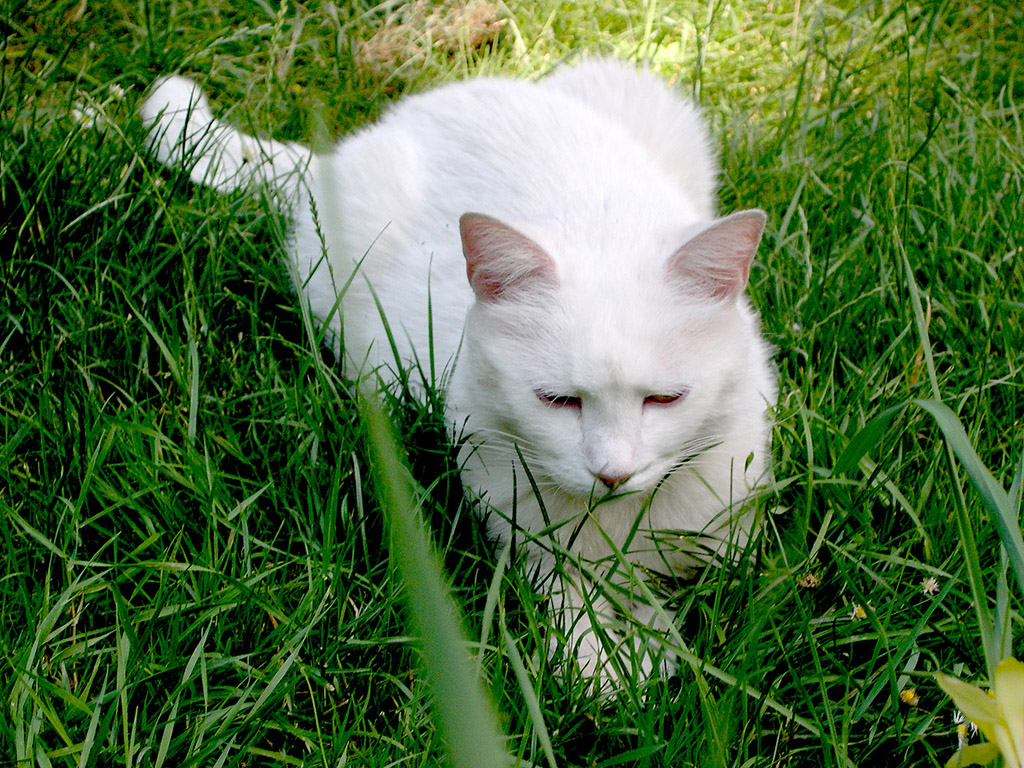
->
(3, 0), (1024, 766)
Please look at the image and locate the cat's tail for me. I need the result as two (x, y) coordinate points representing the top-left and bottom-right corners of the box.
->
(140, 76), (311, 202)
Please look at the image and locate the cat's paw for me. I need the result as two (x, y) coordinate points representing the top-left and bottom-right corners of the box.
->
(559, 613), (673, 695)
(544, 571), (677, 693)
(561, 626), (629, 694)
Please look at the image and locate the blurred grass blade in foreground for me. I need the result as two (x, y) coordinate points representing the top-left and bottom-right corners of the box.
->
(360, 392), (508, 768)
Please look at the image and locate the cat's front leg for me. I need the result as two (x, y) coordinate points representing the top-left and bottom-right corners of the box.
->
(547, 573), (621, 686)
(627, 599), (679, 678)
(544, 567), (674, 692)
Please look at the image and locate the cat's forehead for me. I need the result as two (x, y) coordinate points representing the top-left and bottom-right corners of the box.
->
(551, 287), (725, 389)
(547, 193), (702, 269)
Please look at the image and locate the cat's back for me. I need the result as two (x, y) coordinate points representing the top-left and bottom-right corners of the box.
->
(541, 59), (717, 218)
(347, 75), (650, 213)
(334, 63), (711, 239)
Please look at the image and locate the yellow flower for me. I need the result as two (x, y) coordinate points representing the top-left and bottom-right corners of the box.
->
(900, 687), (920, 707)
(936, 657), (1024, 768)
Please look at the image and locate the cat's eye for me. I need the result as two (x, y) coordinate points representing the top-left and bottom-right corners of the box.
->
(535, 390), (582, 409)
(644, 391), (688, 407)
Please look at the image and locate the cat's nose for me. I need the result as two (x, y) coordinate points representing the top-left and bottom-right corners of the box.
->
(596, 472), (630, 490)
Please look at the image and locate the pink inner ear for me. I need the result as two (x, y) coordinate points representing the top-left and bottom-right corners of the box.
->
(665, 209), (767, 302)
(459, 213), (557, 302)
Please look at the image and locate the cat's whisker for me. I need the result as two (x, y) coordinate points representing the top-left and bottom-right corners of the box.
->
(464, 441), (545, 464)
(463, 425), (540, 447)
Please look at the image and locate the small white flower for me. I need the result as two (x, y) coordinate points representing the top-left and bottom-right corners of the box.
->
(922, 576), (940, 596)
(71, 103), (99, 127)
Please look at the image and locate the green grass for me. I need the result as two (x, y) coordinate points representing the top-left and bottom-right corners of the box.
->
(3, 0), (1024, 765)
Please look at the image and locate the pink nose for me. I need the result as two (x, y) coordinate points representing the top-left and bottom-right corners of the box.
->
(596, 472), (630, 489)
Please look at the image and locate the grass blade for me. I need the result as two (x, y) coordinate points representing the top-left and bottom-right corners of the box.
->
(912, 398), (1024, 599)
(503, 627), (558, 768)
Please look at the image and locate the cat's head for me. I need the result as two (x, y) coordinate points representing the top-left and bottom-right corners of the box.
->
(456, 210), (768, 500)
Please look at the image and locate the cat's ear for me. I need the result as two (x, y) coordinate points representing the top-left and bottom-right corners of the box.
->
(460, 213), (557, 302)
(665, 209), (767, 302)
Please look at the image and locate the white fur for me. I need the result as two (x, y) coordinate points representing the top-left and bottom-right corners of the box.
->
(142, 60), (777, 689)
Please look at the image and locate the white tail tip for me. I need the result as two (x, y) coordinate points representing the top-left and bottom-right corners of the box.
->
(141, 75), (310, 199)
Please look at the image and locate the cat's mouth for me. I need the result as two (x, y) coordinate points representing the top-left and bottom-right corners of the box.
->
(586, 463), (658, 499)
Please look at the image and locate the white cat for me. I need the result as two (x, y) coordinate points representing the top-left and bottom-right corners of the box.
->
(141, 58), (776, 689)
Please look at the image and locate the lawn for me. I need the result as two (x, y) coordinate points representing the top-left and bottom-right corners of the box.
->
(2, 1), (1024, 766)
